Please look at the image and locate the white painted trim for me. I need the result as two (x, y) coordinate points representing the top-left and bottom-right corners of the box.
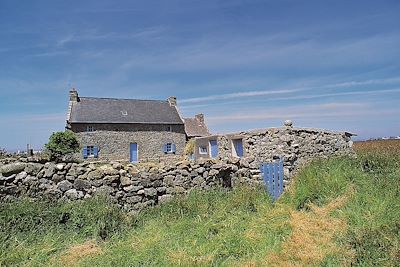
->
(199, 146), (208, 155)
(231, 140), (238, 158)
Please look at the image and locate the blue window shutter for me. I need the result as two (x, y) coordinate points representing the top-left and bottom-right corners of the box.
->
(93, 146), (98, 158)
(83, 146), (88, 159)
(172, 144), (176, 153)
(163, 144), (167, 153)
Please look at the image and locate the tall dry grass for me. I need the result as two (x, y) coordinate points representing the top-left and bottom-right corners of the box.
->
(1, 140), (399, 266)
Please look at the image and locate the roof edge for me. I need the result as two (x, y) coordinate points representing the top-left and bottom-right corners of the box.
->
(69, 121), (184, 125)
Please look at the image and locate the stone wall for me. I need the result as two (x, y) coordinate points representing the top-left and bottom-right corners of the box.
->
(71, 123), (186, 162)
(0, 123), (355, 212)
(194, 122), (354, 179)
(0, 158), (259, 213)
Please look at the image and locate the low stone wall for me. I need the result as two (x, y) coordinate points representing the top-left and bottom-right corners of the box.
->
(0, 124), (356, 211)
(0, 158), (260, 213)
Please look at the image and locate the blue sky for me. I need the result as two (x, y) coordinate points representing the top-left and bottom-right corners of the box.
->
(1, 0), (399, 150)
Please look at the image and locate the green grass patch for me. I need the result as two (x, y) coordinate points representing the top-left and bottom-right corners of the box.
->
(1, 149), (399, 266)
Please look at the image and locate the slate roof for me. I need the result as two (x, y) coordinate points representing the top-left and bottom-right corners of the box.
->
(183, 117), (211, 137)
(69, 97), (184, 124)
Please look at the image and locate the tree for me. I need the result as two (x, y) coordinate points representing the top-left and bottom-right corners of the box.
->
(45, 131), (80, 161)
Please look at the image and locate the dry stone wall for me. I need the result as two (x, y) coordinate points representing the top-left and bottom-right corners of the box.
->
(196, 124), (354, 181)
(0, 124), (355, 211)
(0, 158), (259, 213)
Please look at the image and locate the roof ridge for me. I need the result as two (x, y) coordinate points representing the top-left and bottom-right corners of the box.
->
(80, 96), (168, 102)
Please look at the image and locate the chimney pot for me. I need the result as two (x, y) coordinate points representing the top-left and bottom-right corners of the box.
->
(167, 96), (177, 106)
(195, 113), (204, 123)
(69, 88), (79, 102)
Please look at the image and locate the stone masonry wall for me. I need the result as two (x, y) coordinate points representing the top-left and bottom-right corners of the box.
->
(72, 123), (186, 162)
(0, 158), (258, 213)
(195, 124), (354, 182)
(0, 123), (355, 212)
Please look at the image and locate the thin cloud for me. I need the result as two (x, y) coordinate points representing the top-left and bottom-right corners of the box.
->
(323, 77), (400, 88)
(207, 105), (398, 124)
(180, 88), (301, 104)
(119, 32), (400, 72)
(0, 113), (66, 123)
(31, 51), (69, 57)
(56, 27), (166, 47)
(57, 34), (75, 47)
(180, 78), (400, 106)
(275, 88), (400, 101)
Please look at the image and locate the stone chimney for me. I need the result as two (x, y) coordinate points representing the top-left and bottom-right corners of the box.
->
(195, 113), (204, 123)
(66, 88), (78, 128)
(69, 88), (79, 102)
(167, 96), (177, 106)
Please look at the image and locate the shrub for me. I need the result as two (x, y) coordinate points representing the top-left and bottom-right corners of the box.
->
(45, 131), (80, 161)
(184, 139), (195, 156)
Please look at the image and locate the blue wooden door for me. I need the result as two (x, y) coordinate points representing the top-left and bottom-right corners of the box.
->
(210, 140), (218, 158)
(260, 158), (284, 200)
(130, 143), (138, 163)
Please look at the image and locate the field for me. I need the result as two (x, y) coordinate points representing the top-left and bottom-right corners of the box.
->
(1, 140), (399, 266)
(353, 139), (400, 155)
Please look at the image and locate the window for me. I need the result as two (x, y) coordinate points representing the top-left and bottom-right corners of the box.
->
(83, 146), (98, 159)
(87, 146), (95, 156)
(86, 125), (95, 132)
(199, 146), (208, 154)
(166, 125), (172, 132)
(165, 143), (172, 152)
(163, 143), (176, 154)
(209, 140), (218, 158)
(232, 139), (244, 158)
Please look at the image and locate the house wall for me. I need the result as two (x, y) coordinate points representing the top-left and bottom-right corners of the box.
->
(71, 123), (186, 162)
(194, 135), (219, 159)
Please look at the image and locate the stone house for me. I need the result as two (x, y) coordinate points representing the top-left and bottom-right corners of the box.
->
(66, 89), (208, 162)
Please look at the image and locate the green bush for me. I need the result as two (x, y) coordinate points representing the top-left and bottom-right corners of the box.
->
(44, 131), (80, 161)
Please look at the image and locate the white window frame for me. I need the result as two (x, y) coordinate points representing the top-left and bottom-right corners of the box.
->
(86, 145), (95, 157)
(165, 143), (173, 153)
(199, 146), (208, 155)
(87, 125), (95, 132)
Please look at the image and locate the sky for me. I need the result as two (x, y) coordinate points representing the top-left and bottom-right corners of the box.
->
(0, 0), (399, 150)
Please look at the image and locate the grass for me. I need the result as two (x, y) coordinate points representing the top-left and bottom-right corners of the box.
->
(0, 140), (399, 266)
